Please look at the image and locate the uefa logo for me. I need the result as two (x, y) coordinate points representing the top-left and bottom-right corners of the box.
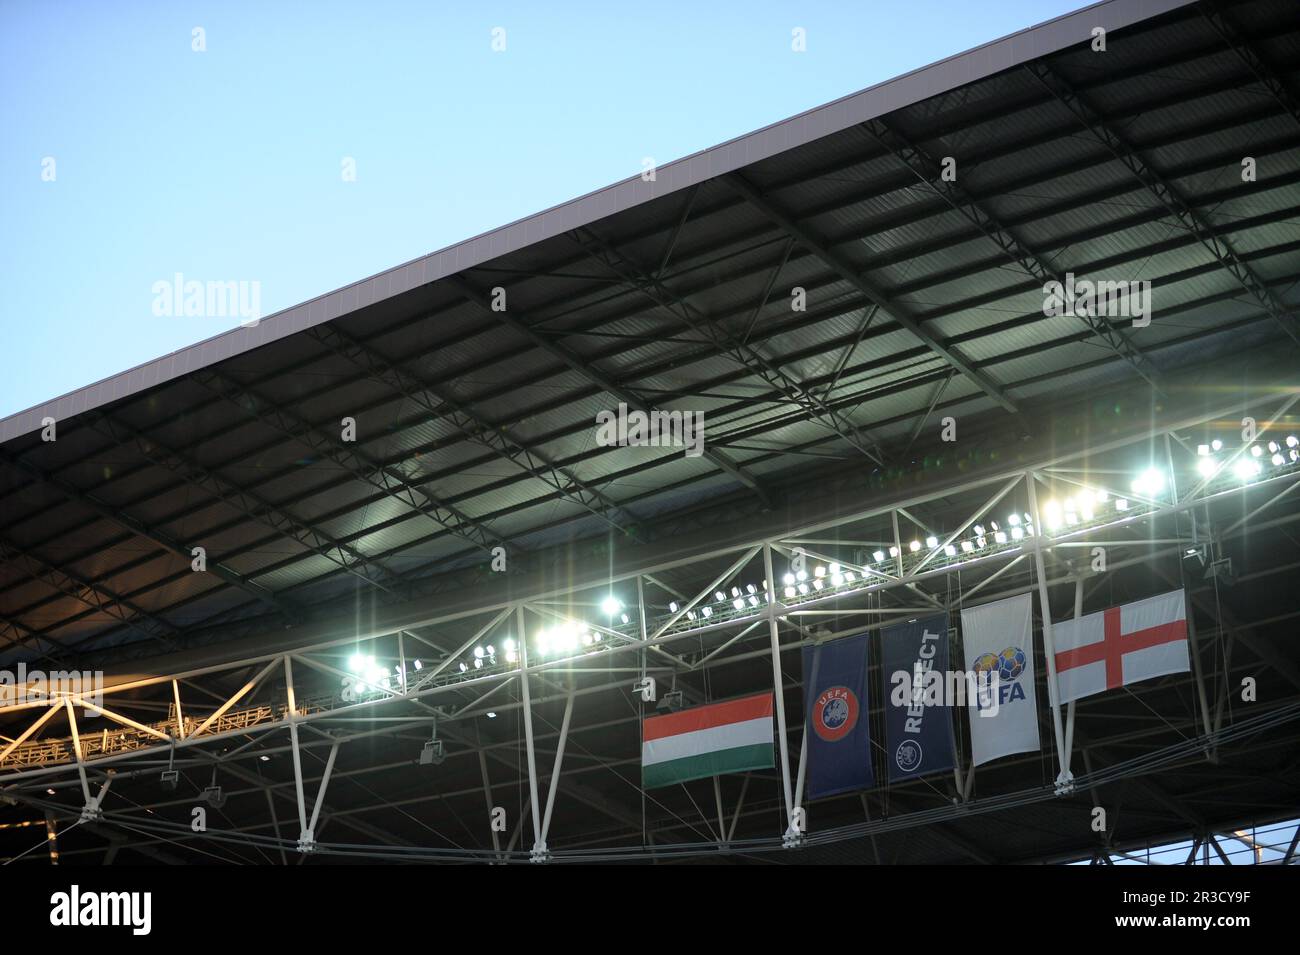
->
(895, 739), (924, 773)
(812, 685), (859, 742)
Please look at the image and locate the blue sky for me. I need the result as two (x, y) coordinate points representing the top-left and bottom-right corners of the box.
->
(0, 0), (1086, 418)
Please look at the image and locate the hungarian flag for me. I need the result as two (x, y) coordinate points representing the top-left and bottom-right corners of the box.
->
(642, 693), (774, 789)
(1053, 590), (1189, 704)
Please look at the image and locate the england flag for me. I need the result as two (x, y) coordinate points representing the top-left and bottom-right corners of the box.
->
(1053, 590), (1189, 704)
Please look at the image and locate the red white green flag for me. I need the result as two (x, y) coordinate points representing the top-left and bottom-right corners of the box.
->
(642, 693), (774, 789)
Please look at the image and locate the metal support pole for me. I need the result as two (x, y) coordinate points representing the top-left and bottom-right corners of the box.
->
(63, 699), (93, 813)
(1178, 593), (1217, 758)
(1062, 576), (1083, 769)
(478, 751), (501, 857)
(303, 741), (339, 848)
(516, 605), (545, 861)
(284, 656), (310, 846)
(1025, 474), (1073, 792)
(171, 679), (185, 739)
(539, 692), (575, 847)
(763, 543), (796, 839)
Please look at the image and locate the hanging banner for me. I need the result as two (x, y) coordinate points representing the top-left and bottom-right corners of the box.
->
(1054, 590), (1189, 704)
(961, 593), (1041, 767)
(880, 613), (955, 782)
(802, 633), (874, 800)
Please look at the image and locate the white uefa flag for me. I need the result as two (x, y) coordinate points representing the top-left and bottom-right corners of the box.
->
(961, 593), (1040, 767)
(1053, 590), (1189, 704)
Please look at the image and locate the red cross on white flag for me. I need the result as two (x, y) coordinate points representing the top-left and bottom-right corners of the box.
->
(1053, 590), (1189, 704)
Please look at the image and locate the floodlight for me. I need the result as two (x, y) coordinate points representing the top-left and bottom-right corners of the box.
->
(873, 550), (886, 563)
(925, 536), (938, 549)
(814, 566), (826, 578)
(1197, 457), (1217, 478)
(960, 541), (974, 553)
(1197, 444), (1210, 456)
(944, 544), (957, 556)
(733, 599), (744, 611)
(908, 540), (920, 552)
(701, 606), (712, 618)
(601, 596), (622, 616)
(1131, 468), (1165, 497)
(1211, 439), (1223, 451)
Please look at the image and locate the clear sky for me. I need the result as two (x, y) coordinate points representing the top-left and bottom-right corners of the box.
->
(0, 0), (1086, 418)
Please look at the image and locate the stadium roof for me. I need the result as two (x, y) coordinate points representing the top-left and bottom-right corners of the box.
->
(2, 0), (1299, 864)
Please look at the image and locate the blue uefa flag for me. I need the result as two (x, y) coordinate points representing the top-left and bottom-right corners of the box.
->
(802, 632), (873, 800)
(880, 613), (956, 783)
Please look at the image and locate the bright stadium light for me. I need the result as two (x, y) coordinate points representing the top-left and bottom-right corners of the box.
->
(908, 540), (921, 552)
(1197, 457), (1218, 478)
(944, 544), (957, 556)
(782, 573), (794, 585)
(1131, 468), (1165, 497)
(701, 606), (712, 617)
(1288, 435), (1299, 448)
(925, 536), (938, 549)
(873, 550), (886, 563)
(732, 598), (744, 611)
(668, 601), (678, 613)
(814, 565), (826, 578)
(601, 595), (622, 616)
(1197, 444), (1210, 456)
(1212, 439), (1223, 451)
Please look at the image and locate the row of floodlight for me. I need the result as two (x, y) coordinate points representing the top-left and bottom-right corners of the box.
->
(381, 442), (1300, 692)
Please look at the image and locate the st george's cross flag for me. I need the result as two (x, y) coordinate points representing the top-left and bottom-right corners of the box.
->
(1053, 590), (1189, 704)
(642, 693), (774, 789)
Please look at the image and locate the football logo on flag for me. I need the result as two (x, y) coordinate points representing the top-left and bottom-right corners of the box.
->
(895, 739), (923, 774)
(812, 686), (859, 742)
